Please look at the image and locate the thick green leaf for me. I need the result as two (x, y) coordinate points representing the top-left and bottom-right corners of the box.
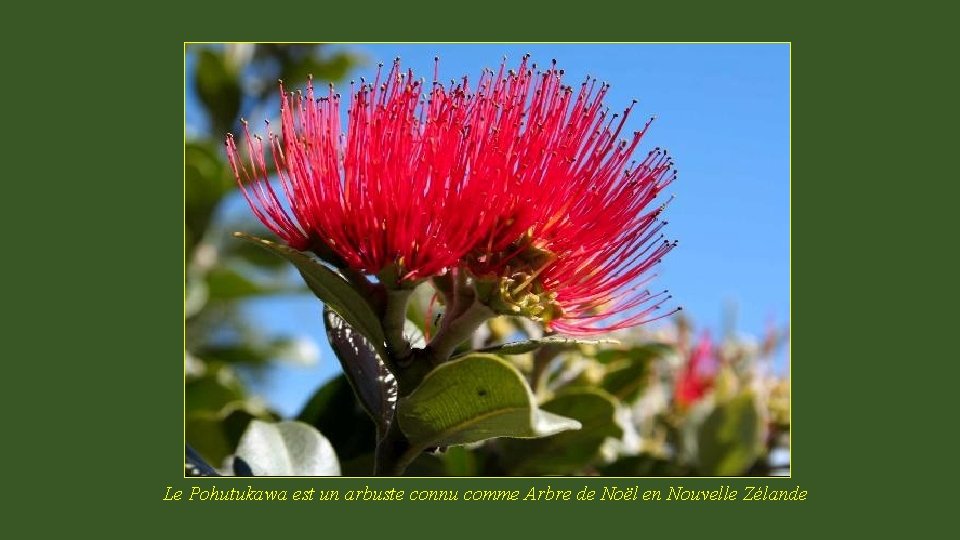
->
(323, 307), (398, 440)
(697, 392), (764, 476)
(234, 233), (387, 358)
(233, 420), (341, 476)
(471, 336), (618, 356)
(397, 354), (581, 451)
(500, 389), (623, 475)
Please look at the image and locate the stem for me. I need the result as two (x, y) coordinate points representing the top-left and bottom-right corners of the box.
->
(373, 421), (410, 476)
(394, 444), (428, 476)
(529, 344), (562, 395)
(424, 300), (495, 364)
(382, 288), (414, 360)
(343, 268), (385, 315)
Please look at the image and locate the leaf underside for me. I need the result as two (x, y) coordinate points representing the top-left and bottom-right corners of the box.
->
(323, 307), (398, 440)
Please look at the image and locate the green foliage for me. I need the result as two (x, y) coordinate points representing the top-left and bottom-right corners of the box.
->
(396, 354), (581, 451)
(203, 266), (294, 299)
(599, 454), (691, 476)
(186, 411), (248, 468)
(696, 392), (764, 476)
(185, 44), (362, 470)
(297, 375), (376, 464)
(184, 142), (232, 255)
(234, 233), (388, 359)
(500, 389), (622, 475)
(194, 338), (301, 366)
(194, 50), (242, 138)
(322, 307), (397, 441)
(600, 345), (668, 402)
(184, 44), (789, 477)
(233, 420), (340, 476)
(472, 336), (618, 356)
(594, 342), (673, 364)
(185, 372), (245, 413)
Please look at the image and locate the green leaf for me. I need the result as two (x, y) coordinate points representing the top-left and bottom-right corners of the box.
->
(397, 354), (581, 451)
(185, 142), (233, 255)
(185, 373), (245, 414)
(227, 234), (293, 269)
(441, 446), (479, 477)
(594, 343), (673, 364)
(602, 361), (651, 402)
(297, 375), (376, 461)
(234, 233), (387, 358)
(186, 408), (258, 466)
(322, 307), (398, 440)
(233, 420), (341, 476)
(598, 453), (691, 477)
(204, 266), (295, 300)
(471, 336), (618, 356)
(500, 389), (623, 475)
(601, 352), (662, 403)
(697, 392), (764, 476)
(195, 338), (302, 366)
(595, 344), (673, 403)
(194, 49), (242, 137)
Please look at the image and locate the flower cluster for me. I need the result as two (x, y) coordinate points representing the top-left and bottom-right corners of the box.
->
(675, 332), (718, 407)
(227, 56), (678, 335)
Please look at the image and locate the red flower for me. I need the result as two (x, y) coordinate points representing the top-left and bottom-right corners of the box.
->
(226, 60), (504, 280)
(460, 57), (678, 335)
(227, 56), (678, 334)
(675, 333), (717, 407)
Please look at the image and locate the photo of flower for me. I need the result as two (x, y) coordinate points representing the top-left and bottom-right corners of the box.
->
(185, 43), (789, 477)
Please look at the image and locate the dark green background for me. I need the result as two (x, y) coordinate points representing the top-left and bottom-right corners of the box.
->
(8, 0), (945, 534)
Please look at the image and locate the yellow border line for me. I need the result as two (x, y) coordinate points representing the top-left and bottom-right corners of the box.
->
(184, 41), (792, 480)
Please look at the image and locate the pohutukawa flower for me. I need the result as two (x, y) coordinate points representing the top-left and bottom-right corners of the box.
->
(675, 332), (717, 407)
(462, 56), (679, 335)
(227, 55), (678, 335)
(226, 59), (507, 281)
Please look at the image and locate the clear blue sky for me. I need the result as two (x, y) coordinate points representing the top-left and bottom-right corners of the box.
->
(187, 44), (790, 417)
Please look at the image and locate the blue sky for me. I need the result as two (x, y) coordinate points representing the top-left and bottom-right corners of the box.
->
(187, 44), (790, 417)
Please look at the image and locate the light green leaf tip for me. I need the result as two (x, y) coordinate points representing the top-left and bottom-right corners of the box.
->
(233, 420), (341, 476)
(500, 389), (624, 475)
